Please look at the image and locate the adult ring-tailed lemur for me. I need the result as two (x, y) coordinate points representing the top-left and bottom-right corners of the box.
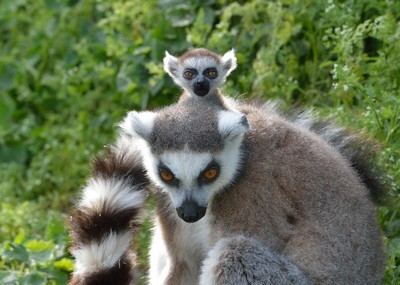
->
(68, 48), (386, 285)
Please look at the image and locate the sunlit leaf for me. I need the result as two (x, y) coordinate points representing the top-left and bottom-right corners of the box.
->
(54, 258), (74, 272)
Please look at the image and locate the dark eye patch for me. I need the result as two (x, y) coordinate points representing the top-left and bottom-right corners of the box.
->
(203, 68), (218, 79)
(198, 160), (220, 185)
(158, 163), (180, 186)
(183, 68), (198, 80)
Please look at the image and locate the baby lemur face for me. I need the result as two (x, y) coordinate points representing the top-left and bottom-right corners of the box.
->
(163, 48), (237, 97)
(181, 59), (219, 96)
(119, 108), (249, 223)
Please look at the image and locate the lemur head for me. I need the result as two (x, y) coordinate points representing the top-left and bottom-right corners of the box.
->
(120, 102), (249, 223)
(163, 48), (237, 98)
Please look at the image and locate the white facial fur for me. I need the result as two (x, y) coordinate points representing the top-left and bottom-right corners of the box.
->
(163, 49), (237, 97)
(142, 137), (246, 210)
(158, 149), (214, 207)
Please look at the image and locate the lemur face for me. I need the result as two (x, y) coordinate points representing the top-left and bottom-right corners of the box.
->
(182, 63), (218, 97)
(154, 150), (223, 223)
(119, 109), (249, 223)
(151, 137), (248, 223)
(163, 48), (237, 97)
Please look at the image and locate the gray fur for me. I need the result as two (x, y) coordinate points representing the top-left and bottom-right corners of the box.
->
(200, 236), (312, 285)
(149, 98), (225, 154)
(258, 101), (386, 203)
(288, 109), (386, 203)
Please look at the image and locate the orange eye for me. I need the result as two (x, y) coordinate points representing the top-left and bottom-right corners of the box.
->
(160, 170), (174, 182)
(183, 70), (195, 79)
(207, 70), (218, 79)
(203, 168), (218, 180)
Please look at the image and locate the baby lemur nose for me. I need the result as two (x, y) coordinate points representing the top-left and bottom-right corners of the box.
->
(176, 200), (207, 223)
(193, 78), (210, 96)
(195, 78), (207, 86)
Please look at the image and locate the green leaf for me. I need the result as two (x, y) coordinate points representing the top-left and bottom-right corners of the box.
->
(14, 230), (26, 245)
(19, 272), (47, 285)
(2, 242), (29, 263)
(25, 240), (53, 252)
(0, 142), (28, 164)
(25, 240), (54, 264)
(45, 219), (66, 241)
(30, 249), (54, 264)
(0, 94), (15, 130)
(43, 267), (69, 284)
(0, 63), (16, 91)
(43, 0), (62, 10)
(166, 4), (194, 27)
(54, 258), (74, 272)
(0, 271), (18, 285)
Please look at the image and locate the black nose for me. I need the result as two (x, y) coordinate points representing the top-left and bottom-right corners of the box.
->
(193, 79), (210, 97)
(195, 78), (207, 87)
(176, 200), (207, 223)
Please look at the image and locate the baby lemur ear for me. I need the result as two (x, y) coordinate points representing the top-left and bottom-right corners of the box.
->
(221, 49), (237, 76)
(163, 51), (179, 78)
(218, 110), (250, 141)
(119, 111), (157, 141)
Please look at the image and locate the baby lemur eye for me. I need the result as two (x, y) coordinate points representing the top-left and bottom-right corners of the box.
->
(183, 69), (197, 79)
(204, 68), (218, 79)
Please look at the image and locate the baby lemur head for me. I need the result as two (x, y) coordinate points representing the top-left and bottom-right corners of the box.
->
(163, 48), (237, 98)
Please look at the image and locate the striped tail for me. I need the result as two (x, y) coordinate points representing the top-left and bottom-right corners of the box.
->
(68, 138), (149, 285)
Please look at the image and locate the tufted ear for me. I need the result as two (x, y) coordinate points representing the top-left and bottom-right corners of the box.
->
(221, 49), (237, 77)
(119, 111), (157, 141)
(218, 110), (250, 141)
(163, 51), (179, 79)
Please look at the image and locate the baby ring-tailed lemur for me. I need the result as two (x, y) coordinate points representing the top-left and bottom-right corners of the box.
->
(68, 48), (386, 285)
(163, 48), (236, 99)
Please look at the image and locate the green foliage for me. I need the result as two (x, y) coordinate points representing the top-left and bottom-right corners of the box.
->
(0, 202), (71, 284)
(0, 0), (399, 283)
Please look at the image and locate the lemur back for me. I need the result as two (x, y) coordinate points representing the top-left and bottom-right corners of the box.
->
(68, 49), (385, 285)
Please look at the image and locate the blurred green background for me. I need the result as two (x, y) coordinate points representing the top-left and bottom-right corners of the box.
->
(0, 0), (399, 284)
